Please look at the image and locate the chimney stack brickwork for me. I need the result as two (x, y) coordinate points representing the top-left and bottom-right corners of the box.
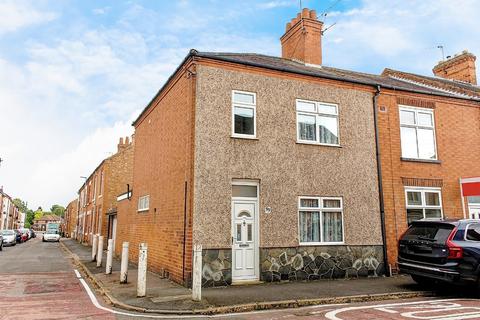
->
(280, 8), (323, 65)
(433, 50), (477, 85)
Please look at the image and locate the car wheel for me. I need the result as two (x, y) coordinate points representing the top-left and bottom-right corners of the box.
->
(0, 242), (3, 251)
(411, 274), (435, 287)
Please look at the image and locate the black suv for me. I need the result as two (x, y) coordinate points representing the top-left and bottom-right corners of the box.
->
(398, 219), (480, 286)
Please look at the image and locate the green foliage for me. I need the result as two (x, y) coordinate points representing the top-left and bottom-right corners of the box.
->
(26, 209), (35, 227)
(50, 204), (65, 217)
(34, 207), (44, 221)
(12, 198), (28, 213)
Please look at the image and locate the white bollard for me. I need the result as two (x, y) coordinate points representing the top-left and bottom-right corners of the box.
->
(137, 243), (148, 297)
(192, 244), (202, 301)
(106, 239), (113, 274)
(120, 242), (129, 284)
(96, 236), (104, 267)
(91, 234), (98, 261)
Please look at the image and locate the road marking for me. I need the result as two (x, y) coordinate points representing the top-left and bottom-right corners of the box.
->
(75, 268), (346, 319)
(74, 269), (81, 278)
(324, 299), (479, 320)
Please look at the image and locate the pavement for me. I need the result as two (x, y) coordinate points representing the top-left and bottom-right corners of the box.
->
(61, 238), (439, 315)
(2, 236), (480, 319)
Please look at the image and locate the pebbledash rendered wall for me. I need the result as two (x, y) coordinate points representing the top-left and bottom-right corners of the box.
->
(193, 63), (384, 286)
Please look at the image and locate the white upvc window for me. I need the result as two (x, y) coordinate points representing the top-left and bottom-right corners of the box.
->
(298, 196), (344, 245)
(399, 106), (437, 160)
(405, 187), (443, 225)
(138, 195), (150, 212)
(232, 90), (256, 139)
(296, 99), (339, 146)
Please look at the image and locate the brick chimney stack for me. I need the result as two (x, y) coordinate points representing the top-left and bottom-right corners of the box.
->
(433, 50), (477, 85)
(280, 8), (323, 65)
(117, 136), (133, 153)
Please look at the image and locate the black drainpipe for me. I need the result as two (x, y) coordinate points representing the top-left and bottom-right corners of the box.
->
(182, 181), (188, 284)
(373, 85), (390, 277)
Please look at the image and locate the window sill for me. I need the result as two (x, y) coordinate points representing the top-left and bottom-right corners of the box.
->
(137, 209), (149, 213)
(296, 141), (342, 148)
(401, 157), (442, 164)
(299, 242), (345, 246)
(231, 135), (259, 140)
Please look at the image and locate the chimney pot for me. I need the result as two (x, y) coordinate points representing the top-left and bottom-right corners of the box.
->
(432, 50), (477, 85)
(286, 22), (291, 30)
(280, 8), (323, 65)
(302, 8), (309, 18)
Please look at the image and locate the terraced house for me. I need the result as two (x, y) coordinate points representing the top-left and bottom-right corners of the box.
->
(77, 136), (134, 246)
(115, 8), (480, 287)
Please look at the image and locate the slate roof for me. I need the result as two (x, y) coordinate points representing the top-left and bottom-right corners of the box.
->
(194, 51), (480, 101)
(133, 50), (480, 126)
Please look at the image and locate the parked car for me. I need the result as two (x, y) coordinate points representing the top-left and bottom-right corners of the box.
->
(29, 229), (36, 238)
(1, 230), (16, 246)
(42, 230), (60, 242)
(398, 219), (480, 287)
(14, 230), (22, 243)
(0, 233), (3, 251)
(17, 229), (28, 242)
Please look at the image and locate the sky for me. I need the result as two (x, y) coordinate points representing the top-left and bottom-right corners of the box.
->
(1, 0), (479, 210)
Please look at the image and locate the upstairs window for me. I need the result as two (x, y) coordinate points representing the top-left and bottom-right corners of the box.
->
(399, 106), (437, 160)
(232, 90), (256, 138)
(296, 99), (339, 145)
(405, 188), (442, 225)
(138, 195), (150, 212)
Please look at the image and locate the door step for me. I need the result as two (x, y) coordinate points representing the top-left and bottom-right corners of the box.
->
(231, 280), (264, 286)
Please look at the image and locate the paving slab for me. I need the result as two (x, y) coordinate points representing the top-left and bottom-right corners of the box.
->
(61, 238), (434, 314)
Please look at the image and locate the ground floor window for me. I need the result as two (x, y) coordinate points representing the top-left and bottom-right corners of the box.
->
(405, 187), (442, 225)
(298, 196), (343, 244)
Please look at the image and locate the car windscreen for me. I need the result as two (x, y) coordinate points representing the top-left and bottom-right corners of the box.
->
(2, 230), (14, 235)
(46, 231), (58, 235)
(402, 224), (454, 244)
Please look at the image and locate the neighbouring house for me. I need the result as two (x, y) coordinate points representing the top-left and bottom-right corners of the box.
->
(115, 8), (480, 287)
(0, 188), (20, 230)
(33, 214), (63, 232)
(64, 199), (78, 238)
(77, 136), (134, 246)
(377, 51), (480, 269)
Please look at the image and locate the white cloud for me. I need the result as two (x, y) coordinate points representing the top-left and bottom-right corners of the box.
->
(93, 7), (110, 15)
(323, 0), (480, 77)
(0, 0), (56, 34)
(257, 1), (296, 9)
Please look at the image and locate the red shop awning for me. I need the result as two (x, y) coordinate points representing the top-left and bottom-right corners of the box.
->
(461, 177), (480, 197)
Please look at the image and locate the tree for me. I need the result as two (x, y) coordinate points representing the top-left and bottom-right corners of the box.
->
(13, 198), (28, 213)
(50, 204), (65, 217)
(34, 207), (44, 221)
(25, 209), (35, 228)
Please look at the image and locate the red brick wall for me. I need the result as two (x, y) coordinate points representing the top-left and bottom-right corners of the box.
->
(377, 92), (480, 267)
(115, 64), (195, 285)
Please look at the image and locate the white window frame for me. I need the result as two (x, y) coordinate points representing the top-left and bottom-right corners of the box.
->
(404, 187), (443, 224)
(138, 195), (150, 212)
(296, 99), (340, 146)
(399, 105), (438, 160)
(231, 90), (257, 139)
(298, 196), (344, 245)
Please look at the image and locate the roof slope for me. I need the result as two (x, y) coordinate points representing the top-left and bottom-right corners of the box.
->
(133, 50), (480, 126)
(383, 68), (480, 99)
(195, 51), (480, 100)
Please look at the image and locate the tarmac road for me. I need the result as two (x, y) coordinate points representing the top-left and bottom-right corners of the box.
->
(1, 237), (480, 319)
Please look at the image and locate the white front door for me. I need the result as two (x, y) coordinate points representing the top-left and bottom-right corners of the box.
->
(232, 201), (258, 281)
(469, 206), (480, 219)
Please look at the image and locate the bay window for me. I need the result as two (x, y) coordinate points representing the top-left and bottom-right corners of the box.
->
(299, 196), (343, 244)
